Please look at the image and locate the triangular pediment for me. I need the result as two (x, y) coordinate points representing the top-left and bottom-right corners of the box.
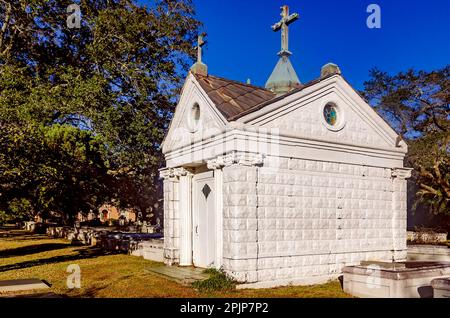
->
(239, 75), (405, 151)
(161, 73), (227, 154)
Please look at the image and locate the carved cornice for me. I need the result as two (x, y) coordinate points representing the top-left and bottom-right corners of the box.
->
(207, 152), (264, 169)
(159, 167), (194, 179)
(392, 168), (412, 179)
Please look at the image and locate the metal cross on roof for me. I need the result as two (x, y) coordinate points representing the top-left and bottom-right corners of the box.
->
(271, 5), (299, 56)
(190, 32), (208, 76)
(197, 33), (207, 64)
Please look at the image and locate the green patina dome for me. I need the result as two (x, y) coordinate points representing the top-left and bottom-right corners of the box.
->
(265, 54), (301, 96)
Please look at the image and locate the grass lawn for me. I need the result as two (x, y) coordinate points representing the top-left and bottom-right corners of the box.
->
(0, 228), (350, 298)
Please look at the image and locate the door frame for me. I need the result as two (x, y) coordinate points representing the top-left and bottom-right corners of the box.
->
(192, 170), (215, 268)
(177, 167), (223, 269)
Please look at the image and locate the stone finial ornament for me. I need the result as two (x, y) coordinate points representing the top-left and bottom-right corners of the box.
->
(321, 63), (342, 78)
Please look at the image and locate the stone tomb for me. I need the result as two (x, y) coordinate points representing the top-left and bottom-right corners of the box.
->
(407, 245), (450, 262)
(130, 239), (164, 262)
(431, 277), (450, 298)
(343, 261), (450, 298)
(160, 5), (411, 287)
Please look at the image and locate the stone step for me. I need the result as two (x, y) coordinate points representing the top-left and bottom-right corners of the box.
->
(0, 279), (50, 293)
(145, 266), (208, 285)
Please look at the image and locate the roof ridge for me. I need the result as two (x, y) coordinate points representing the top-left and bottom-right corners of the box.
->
(227, 74), (337, 121)
(194, 73), (272, 92)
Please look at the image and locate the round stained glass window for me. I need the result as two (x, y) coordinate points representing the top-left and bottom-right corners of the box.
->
(323, 104), (338, 126)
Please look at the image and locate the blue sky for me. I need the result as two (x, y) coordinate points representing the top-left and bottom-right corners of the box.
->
(187, 0), (449, 90)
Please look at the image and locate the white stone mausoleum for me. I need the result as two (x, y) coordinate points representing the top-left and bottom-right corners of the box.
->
(160, 6), (411, 287)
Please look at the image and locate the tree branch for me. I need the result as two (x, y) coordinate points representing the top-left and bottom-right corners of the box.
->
(0, 1), (12, 52)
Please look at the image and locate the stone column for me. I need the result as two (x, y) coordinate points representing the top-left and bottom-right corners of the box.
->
(160, 168), (179, 265)
(391, 168), (412, 261)
(178, 168), (194, 266)
(160, 167), (193, 266)
(207, 160), (224, 269)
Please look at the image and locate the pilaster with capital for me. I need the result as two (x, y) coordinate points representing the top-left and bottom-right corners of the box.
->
(160, 167), (193, 266)
(391, 168), (412, 260)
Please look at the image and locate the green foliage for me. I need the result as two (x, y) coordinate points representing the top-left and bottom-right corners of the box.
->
(192, 268), (236, 292)
(6, 198), (32, 218)
(409, 132), (449, 215)
(363, 66), (449, 137)
(0, 1), (201, 222)
(0, 123), (113, 222)
(363, 66), (449, 215)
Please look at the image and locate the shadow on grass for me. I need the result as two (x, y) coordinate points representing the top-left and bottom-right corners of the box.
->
(66, 274), (133, 298)
(0, 243), (70, 258)
(0, 247), (120, 273)
(0, 230), (30, 236)
(0, 231), (51, 241)
(75, 285), (109, 298)
(9, 236), (60, 242)
(1, 292), (66, 298)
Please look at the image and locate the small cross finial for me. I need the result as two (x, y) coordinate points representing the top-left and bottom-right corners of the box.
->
(271, 5), (299, 56)
(197, 33), (207, 64)
(191, 32), (208, 76)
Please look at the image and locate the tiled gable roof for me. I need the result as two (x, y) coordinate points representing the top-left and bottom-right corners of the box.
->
(193, 72), (338, 121)
(193, 74), (276, 120)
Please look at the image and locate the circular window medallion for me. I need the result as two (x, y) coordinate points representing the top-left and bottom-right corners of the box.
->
(323, 104), (338, 126)
(188, 103), (201, 132)
(321, 101), (345, 131)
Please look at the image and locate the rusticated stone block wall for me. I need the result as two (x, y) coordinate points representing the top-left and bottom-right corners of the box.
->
(222, 156), (407, 283)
